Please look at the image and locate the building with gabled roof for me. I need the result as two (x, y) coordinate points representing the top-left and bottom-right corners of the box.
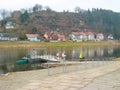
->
(26, 34), (40, 41)
(0, 33), (18, 41)
(96, 33), (104, 41)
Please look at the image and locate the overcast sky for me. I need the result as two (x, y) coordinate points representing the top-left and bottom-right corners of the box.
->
(0, 0), (120, 12)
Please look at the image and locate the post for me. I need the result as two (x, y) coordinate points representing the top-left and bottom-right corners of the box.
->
(47, 62), (50, 76)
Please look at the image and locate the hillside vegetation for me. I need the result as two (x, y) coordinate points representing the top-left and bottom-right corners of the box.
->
(1, 4), (120, 39)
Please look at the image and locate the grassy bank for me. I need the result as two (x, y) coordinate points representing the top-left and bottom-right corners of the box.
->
(0, 40), (119, 48)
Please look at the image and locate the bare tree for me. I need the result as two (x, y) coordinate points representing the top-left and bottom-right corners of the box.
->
(0, 9), (10, 32)
(0, 9), (10, 19)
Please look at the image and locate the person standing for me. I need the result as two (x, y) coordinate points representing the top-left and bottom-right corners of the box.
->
(79, 53), (84, 61)
(31, 49), (37, 57)
(79, 53), (83, 59)
(62, 51), (66, 60)
(56, 52), (61, 60)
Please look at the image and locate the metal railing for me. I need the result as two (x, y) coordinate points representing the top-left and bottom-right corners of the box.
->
(0, 57), (117, 75)
(45, 57), (116, 75)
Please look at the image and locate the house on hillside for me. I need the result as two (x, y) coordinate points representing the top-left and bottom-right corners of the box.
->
(96, 33), (104, 41)
(0, 33), (18, 41)
(5, 21), (15, 29)
(26, 34), (40, 41)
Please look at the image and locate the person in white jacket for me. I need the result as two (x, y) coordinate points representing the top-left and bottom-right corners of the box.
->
(62, 51), (66, 60)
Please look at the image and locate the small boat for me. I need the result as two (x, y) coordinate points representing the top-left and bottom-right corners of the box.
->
(16, 59), (28, 65)
(16, 54), (59, 65)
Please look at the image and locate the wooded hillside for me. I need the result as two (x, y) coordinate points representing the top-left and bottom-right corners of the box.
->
(1, 4), (120, 39)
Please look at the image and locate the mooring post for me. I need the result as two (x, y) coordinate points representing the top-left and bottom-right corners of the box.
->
(47, 62), (50, 76)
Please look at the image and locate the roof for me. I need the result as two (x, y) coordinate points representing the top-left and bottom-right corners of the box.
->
(96, 33), (104, 36)
(85, 32), (94, 35)
(71, 32), (86, 35)
(26, 34), (39, 38)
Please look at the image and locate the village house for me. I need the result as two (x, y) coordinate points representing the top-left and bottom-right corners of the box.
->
(69, 32), (78, 41)
(43, 31), (65, 41)
(85, 32), (95, 41)
(69, 31), (95, 42)
(0, 33), (18, 41)
(26, 34), (40, 41)
(58, 33), (65, 41)
(69, 32), (86, 42)
(44, 32), (58, 41)
(96, 33), (104, 41)
(69, 31), (106, 42)
(107, 34), (114, 40)
(5, 21), (14, 29)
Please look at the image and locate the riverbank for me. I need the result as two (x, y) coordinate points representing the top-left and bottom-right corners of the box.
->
(0, 40), (119, 48)
(0, 61), (120, 90)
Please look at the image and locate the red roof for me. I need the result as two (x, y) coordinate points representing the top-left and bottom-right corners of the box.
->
(72, 32), (85, 35)
(96, 33), (103, 36)
(26, 34), (39, 38)
(71, 32), (79, 35)
(85, 32), (93, 35)
(79, 32), (85, 35)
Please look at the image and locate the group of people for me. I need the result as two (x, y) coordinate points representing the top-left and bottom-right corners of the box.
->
(56, 52), (84, 61)
(56, 51), (66, 60)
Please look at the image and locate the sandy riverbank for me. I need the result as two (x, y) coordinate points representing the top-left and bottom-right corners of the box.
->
(0, 61), (120, 90)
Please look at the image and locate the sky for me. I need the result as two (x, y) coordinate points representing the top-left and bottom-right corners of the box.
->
(0, 0), (120, 12)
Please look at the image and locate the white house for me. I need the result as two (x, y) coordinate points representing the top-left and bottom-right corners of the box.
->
(108, 34), (114, 40)
(69, 32), (94, 41)
(96, 33), (104, 41)
(85, 32), (95, 41)
(0, 33), (18, 41)
(5, 21), (14, 29)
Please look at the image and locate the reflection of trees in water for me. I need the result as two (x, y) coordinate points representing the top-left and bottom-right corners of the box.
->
(0, 46), (120, 74)
(0, 63), (15, 74)
(71, 46), (119, 59)
(113, 48), (120, 58)
(108, 48), (113, 55)
(71, 48), (76, 59)
(13, 63), (44, 72)
(87, 47), (94, 58)
(95, 47), (104, 57)
(0, 65), (8, 74)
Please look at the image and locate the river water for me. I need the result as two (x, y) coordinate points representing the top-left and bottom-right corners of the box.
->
(0, 45), (120, 74)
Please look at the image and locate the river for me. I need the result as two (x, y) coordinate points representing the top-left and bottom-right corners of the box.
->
(0, 45), (120, 74)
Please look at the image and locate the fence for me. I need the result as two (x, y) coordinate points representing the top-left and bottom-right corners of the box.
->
(45, 57), (116, 75)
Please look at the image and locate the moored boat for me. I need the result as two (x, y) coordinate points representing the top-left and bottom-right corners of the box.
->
(16, 54), (59, 65)
(16, 48), (60, 65)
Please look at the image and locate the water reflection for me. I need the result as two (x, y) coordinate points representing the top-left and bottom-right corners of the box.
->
(0, 46), (120, 74)
(71, 46), (108, 59)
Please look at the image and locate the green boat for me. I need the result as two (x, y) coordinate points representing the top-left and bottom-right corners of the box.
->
(16, 59), (28, 65)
